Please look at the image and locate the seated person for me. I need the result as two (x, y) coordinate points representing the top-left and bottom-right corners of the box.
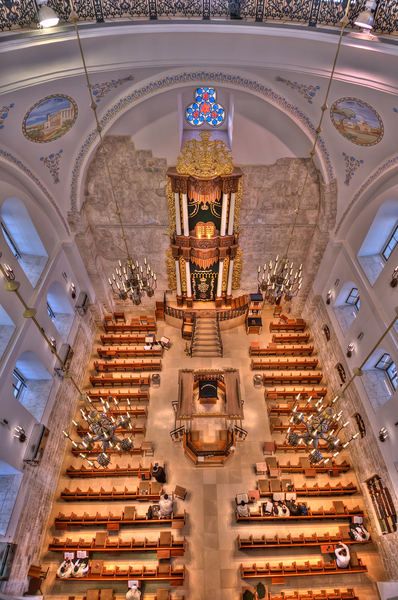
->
(236, 500), (250, 517)
(333, 542), (350, 568)
(152, 464), (166, 484)
(126, 584), (141, 600)
(274, 501), (290, 517)
(159, 493), (174, 518)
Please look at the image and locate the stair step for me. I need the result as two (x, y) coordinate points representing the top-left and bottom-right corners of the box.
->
(192, 352), (222, 357)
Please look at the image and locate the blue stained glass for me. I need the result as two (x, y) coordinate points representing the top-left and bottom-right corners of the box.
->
(186, 87), (225, 128)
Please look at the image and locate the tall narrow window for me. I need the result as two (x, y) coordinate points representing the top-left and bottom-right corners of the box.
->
(346, 287), (360, 312)
(375, 353), (397, 391)
(12, 369), (26, 399)
(382, 223), (398, 262)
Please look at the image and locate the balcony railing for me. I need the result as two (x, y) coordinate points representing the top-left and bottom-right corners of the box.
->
(1, 0), (398, 35)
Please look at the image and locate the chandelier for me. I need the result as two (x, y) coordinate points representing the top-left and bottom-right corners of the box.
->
(63, 397), (136, 468)
(108, 258), (157, 305)
(286, 395), (359, 463)
(258, 256), (302, 304)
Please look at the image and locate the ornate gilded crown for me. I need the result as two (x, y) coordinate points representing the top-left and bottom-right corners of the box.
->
(176, 132), (234, 179)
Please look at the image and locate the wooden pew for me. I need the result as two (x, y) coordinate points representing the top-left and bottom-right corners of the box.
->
(268, 403), (329, 417)
(264, 459), (351, 474)
(93, 360), (162, 372)
(257, 480), (358, 497)
(250, 344), (314, 357)
(66, 463), (152, 479)
(263, 372), (323, 385)
(76, 424), (146, 437)
(270, 419), (337, 435)
(103, 323), (157, 334)
(240, 559), (367, 579)
(97, 347), (163, 359)
(49, 534), (185, 555)
(272, 333), (310, 344)
(267, 590), (359, 600)
(81, 406), (147, 420)
(54, 508), (187, 531)
(236, 504), (364, 523)
(100, 335), (148, 346)
(265, 387), (327, 401)
(274, 442), (342, 454)
(252, 358), (319, 371)
(87, 390), (149, 404)
(56, 563), (185, 583)
(70, 443), (148, 457)
(269, 320), (307, 333)
(238, 528), (370, 549)
(89, 375), (151, 387)
(60, 482), (162, 502)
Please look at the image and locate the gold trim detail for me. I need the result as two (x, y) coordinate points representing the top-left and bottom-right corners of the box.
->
(179, 255), (187, 292)
(176, 132), (234, 179)
(222, 256), (229, 293)
(166, 247), (177, 291)
(166, 178), (176, 234)
(233, 177), (243, 234)
(232, 248), (243, 290)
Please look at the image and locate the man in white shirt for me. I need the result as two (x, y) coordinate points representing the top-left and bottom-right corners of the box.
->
(236, 501), (250, 517)
(159, 493), (174, 518)
(126, 585), (141, 600)
(334, 543), (350, 568)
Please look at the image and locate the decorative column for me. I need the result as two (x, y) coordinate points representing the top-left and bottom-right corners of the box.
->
(228, 192), (235, 235)
(175, 259), (182, 305)
(174, 193), (182, 236)
(227, 259), (234, 298)
(216, 260), (224, 308)
(220, 192), (228, 236)
(185, 260), (192, 307)
(182, 193), (189, 237)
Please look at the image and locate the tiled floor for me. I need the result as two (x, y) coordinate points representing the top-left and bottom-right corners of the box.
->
(40, 304), (384, 600)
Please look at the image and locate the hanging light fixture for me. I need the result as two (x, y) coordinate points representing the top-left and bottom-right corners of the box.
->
(36, 0), (59, 27)
(70, 8), (156, 306)
(354, 1), (377, 30)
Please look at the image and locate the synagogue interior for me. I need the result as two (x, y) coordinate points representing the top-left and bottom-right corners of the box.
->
(1, 3), (398, 600)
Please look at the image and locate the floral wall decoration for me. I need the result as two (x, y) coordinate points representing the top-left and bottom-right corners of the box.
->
(40, 150), (63, 184)
(343, 153), (364, 186)
(0, 104), (14, 129)
(274, 76), (320, 104)
(91, 75), (135, 103)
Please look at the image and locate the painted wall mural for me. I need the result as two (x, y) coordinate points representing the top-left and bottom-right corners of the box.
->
(22, 95), (78, 143)
(40, 150), (63, 184)
(342, 153), (363, 187)
(274, 76), (320, 104)
(0, 104), (14, 129)
(330, 98), (383, 147)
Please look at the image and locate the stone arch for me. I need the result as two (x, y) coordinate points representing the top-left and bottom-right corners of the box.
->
(47, 281), (75, 342)
(13, 350), (53, 421)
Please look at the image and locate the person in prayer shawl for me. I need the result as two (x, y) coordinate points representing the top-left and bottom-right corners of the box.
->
(236, 500), (250, 517)
(126, 584), (141, 600)
(159, 492), (174, 518)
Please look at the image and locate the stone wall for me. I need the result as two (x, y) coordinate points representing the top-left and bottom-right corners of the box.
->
(303, 291), (398, 580)
(69, 138), (337, 314)
(0, 308), (96, 595)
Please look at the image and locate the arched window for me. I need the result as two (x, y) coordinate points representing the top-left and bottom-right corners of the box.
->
(47, 281), (75, 342)
(0, 305), (15, 359)
(357, 198), (398, 286)
(1, 197), (48, 288)
(361, 348), (396, 411)
(14, 350), (53, 421)
(333, 281), (360, 335)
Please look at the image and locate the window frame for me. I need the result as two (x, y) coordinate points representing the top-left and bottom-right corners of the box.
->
(1, 221), (21, 259)
(375, 353), (397, 391)
(382, 222), (398, 262)
(47, 302), (56, 321)
(13, 368), (26, 400)
(345, 287), (360, 312)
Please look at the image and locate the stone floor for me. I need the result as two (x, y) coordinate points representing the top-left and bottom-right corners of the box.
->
(39, 304), (385, 600)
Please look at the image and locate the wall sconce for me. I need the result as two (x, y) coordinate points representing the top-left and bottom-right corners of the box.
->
(71, 283), (76, 299)
(50, 337), (57, 351)
(390, 267), (398, 288)
(334, 279), (340, 286)
(379, 427), (388, 442)
(357, 332), (364, 340)
(14, 426), (27, 443)
(346, 343), (354, 358)
(326, 290), (332, 305)
(62, 271), (68, 281)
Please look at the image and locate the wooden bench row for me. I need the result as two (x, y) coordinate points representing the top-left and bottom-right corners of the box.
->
(54, 509), (186, 531)
(97, 347), (162, 358)
(267, 403), (328, 416)
(73, 590), (177, 600)
(258, 479), (358, 497)
(70, 443), (152, 457)
(240, 558), (367, 580)
(94, 360), (162, 372)
(265, 388), (327, 400)
(273, 443), (340, 455)
(236, 505), (363, 523)
(272, 333), (310, 344)
(250, 344), (314, 357)
(100, 335), (148, 346)
(76, 424), (146, 438)
(57, 563), (185, 583)
(265, 459), (351, 473)
(49, 533), (185, 554)
(238, 530), (370, 549)
(263, 372), (324, 385)
(60, 482), (162, 502)
(269, 320), (306, 333)
(252, 358), (319, 371)
(87, 390), (149, 403)
(82, 407), (147, 419)
(269, 419), (337, 435)
(89, 375), (151, 387)
(264, 589), (359, 600)
(66, 463), (152, 479)
(103, 323), (157, 334)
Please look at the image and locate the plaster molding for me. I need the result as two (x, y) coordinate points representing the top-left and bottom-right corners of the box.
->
(70, 70), (335, 211)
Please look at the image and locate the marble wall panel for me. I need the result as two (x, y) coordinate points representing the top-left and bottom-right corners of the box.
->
(362, 369), (393, 411)
(0, 474), (22, 536)
(20, 379), (54, 421)
(18, 254), (48, 288)
(358, 255), (384, 287)
(334, 305), (357, 336)
(0, 324), (15, 358)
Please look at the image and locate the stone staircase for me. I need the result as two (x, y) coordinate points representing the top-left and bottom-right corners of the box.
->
(191, 317), (222, 358)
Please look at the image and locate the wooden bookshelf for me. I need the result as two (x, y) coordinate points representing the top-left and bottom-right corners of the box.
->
(365, 474), (397, 534)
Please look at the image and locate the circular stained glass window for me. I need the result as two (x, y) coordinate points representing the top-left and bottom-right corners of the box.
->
(186, 87), (225, 128)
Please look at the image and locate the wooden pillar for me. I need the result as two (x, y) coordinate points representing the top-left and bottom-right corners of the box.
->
(220, 192), (228, 236)
(182, 194), (189, 237)
(216, 260), (224, 308)
(226, 259), (234, 305)
(228, 192), (235, 235)
(174, 192), (182, 236)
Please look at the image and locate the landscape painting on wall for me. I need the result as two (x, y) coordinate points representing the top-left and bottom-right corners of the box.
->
(330, 97), (383, 147)
(22, 94), (78, 143)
